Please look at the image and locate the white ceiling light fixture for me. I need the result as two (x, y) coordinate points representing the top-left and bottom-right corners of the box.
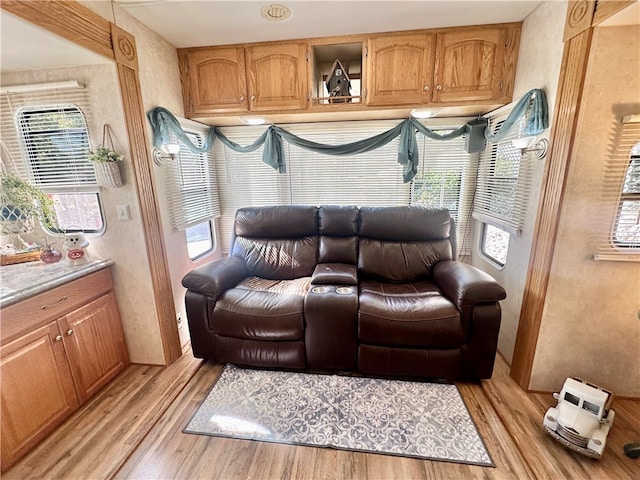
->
(261, 4), (292, 21)
(239, 117), (267, 126)
(410, 109), (441, 119)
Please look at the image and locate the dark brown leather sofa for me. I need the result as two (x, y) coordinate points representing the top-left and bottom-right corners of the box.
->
(182, 205), (506, 380)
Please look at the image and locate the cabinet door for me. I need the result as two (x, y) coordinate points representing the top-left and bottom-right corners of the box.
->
(59, 292), (129, 403)
(1, 322), (79, 470)
(179, 46), (248, 115)
(366, 33), (434, 106)
(433, 27), (506, 103)
(246, 42), (309, 111)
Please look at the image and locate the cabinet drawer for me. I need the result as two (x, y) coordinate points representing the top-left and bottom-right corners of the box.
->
(1, 268), (113, 346)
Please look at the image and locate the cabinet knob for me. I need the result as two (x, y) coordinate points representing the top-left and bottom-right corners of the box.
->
(66, 329), (74, 336)
(423, 85), (430, 91)
(240, 95), (245, 102)
(436, 85), (442, 91)
(250, 95), (256, 101)
(55, 335), (63, 342)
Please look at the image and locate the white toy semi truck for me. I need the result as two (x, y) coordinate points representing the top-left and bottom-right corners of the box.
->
(543, 377), (615, 459)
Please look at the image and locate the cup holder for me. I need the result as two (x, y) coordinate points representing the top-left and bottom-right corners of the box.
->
(336, 287), (354, 295)
(311, 286), (331, 294)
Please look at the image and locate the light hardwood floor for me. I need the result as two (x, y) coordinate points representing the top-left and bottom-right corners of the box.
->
(4, 348), (639, 479)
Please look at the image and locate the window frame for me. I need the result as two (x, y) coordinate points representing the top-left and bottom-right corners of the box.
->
(480, 222), (510, 268)
(185, 219), (215, 262)
(14, 102), (105, 235)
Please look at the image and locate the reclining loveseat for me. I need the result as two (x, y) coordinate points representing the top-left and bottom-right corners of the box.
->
(182, 205), (506, 380)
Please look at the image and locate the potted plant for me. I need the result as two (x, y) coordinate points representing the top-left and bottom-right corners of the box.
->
(0, 173), (58, 234)
(89, 145), (124, 188)
(88, 125), (124, 188)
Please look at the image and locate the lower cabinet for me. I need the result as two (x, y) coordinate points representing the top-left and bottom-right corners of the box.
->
(0, 269), (129, 471)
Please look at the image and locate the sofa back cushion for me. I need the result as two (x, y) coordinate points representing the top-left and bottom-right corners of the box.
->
(358, 206), (453, 282)
(318, 205), (358, 264)
(232, 206), (319, 279)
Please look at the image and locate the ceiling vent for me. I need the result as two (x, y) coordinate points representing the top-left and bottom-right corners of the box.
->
(261, 4), (292, 21)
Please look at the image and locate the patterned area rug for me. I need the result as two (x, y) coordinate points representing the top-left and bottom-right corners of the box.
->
(184, 364), (493, 466)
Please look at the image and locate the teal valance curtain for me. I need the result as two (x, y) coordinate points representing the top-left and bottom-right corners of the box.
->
(484, 88), (548, 142)
(147, 88), (548, 183)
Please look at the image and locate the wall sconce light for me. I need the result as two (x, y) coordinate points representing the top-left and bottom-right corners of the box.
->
(152, 143), (180, 166)
(512, 136), (548, 159)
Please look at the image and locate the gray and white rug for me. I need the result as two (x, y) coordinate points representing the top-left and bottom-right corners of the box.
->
(184, 364), (493, 466)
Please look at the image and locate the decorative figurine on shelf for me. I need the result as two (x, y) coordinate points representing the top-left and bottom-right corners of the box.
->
(325, 59), (351, 103)
(63, 232), (91, 266)
(40, 237), (62, 264)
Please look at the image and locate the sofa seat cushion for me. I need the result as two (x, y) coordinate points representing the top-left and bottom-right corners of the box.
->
(358, 279), (463, 348)
(212, 277), (311, 341)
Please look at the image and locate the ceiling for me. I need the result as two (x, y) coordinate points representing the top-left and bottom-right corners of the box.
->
(114, 0), (543, 48)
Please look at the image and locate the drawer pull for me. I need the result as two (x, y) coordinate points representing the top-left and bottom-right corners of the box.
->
(42, 296), (68, 310)
(66, 329), (74, 336)
(55, 335), (63, 342)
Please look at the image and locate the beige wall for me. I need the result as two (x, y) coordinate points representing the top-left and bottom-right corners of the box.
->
(84, 1), (223, 347)
(530, 25), (640, 397)
(471, 0), (567, 364)
(1, 64), (164, 364)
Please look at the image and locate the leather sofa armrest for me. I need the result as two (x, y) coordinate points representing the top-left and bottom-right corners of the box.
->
(311, 263), (357, 286)
(433, 260), (506, 310)
(182, 256), (249, 300)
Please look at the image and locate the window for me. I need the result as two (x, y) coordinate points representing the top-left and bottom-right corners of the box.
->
(410, 130), (474, 258)
(481, 223), (510, 267)
(594, 115), (640, 260)
(1, 85), (104, 234)
(613, 150), (640, 247)
(582, 400), (600, 416)
(186, 220), (214, 260)
(214, 120), (475, 255)
(473, 115), (535, 237)
(162, 118), (220, 260)
(17, 105), (103, 233)
(564, 392), (580, 406)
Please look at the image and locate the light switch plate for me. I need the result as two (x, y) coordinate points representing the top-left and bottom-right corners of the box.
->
(116, 204), (131, 221)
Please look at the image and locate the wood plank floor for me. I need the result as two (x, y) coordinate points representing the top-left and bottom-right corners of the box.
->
(4, 351), (639, 479)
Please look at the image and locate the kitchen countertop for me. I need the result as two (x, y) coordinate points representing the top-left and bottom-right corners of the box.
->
(0, 258), (114, 308)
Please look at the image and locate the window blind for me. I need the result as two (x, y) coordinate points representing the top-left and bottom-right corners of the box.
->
(594, 115), (640, 261)
(0, 86), (97, 192)
(411, 131), (475, 258)
(163, 123), (221, 231)
(214, 119), (475, 256)
(472, 114), (534, 235)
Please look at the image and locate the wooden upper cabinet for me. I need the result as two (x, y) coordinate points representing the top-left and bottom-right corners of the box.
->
(366, 33), (435, 106)
(245, 42), (309, 111)
(433, 26), (513, 103)
(179, 46), (248, 115)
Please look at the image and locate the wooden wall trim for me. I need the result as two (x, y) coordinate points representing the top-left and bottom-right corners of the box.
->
(2, 0), (114, 61)
(1, 0), (182, 365)
(510, 29), (594, 389)
(564, 1), (597, 41)
(115, 64), (181, 364)
(593, 0), (635, 25)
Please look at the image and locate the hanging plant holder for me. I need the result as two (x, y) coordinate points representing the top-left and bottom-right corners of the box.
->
(91, 124), (124, 188)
